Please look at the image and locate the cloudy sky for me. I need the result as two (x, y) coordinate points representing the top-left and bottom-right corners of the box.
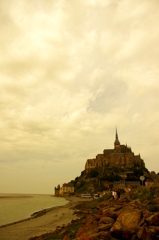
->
(0, 0), (159, 194)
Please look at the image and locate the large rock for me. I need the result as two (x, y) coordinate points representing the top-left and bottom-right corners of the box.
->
(110, 210), (142, 238)
(99, 216), (115, 224)
(137, 226), (152, 240)
(143, 209), (152, 219)
(102, 207), (118, 219)
(149, 226), (159, 236)
(88, 231), (115, 240)
(98, 223), (113, 232)
(146, 212), (159, 226)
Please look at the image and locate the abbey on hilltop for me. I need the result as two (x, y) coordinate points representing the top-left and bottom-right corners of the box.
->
(54, 130), (150, 196)
(85, 129), (145, 175)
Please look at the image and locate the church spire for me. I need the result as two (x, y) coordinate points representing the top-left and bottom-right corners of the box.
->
(114, 127), (120, 145)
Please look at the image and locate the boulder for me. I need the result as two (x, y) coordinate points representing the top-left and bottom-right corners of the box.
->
(110, 210), (142, 238)
(137, 226), (152, 240)
(146, 212), (159, 226)
(88, 231), (115, 240)
(99, 216), (115, 224)
(102, 207), (118, 219)
(143, 210), (152, 219)
(98, 223), (113, 232)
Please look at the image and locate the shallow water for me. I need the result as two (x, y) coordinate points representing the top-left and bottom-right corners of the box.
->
(0, 193), (69, 226)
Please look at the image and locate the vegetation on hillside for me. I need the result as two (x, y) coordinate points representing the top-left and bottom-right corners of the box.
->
(130, 184), (159, 212)
(72, 164), (154, 195)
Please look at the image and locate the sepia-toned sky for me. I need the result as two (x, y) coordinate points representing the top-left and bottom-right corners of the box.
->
(0, 0), (159, 194)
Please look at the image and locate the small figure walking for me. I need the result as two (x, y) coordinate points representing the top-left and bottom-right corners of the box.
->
(112, 190), (115, 200)
(114, 190), (118, 200)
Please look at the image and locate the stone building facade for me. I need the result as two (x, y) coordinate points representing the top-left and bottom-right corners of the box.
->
(54, 183), (74, 197)
(85, 130), (145, 175)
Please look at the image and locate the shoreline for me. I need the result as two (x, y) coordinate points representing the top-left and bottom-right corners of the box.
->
(0, 198), (71, 229)
(0, 196), (90, 240)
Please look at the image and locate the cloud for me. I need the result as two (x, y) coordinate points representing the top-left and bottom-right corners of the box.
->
(0, 0), (159, 193)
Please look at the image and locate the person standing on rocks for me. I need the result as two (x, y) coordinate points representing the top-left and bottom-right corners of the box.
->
(112, 190), (115, 200)
(114, 190), (118, 200)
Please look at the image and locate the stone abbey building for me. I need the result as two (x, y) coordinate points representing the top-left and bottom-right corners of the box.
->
(85, 129), (145, 175)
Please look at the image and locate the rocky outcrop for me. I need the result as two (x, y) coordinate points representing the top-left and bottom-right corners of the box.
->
(30, 193), (159, 240)
(74, 195), (159, 240)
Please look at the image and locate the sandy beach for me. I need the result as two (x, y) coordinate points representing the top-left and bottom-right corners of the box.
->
(0, 196), (90, 240)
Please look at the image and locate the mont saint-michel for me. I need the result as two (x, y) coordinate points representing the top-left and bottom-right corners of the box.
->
(55, 130), (150, 197)
(85, 129), (145, 175)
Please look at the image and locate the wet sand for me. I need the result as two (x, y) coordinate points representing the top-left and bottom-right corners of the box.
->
(0, 196), (90, 240)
